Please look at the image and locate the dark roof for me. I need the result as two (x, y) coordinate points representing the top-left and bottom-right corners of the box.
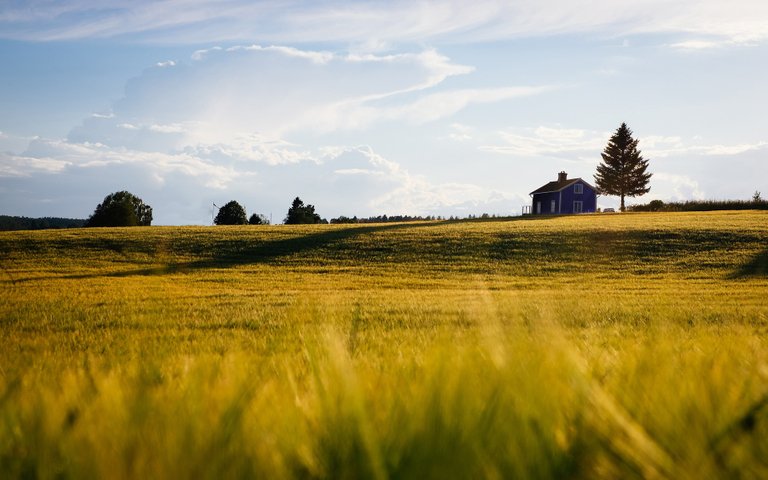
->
(529, 178), (594, 195)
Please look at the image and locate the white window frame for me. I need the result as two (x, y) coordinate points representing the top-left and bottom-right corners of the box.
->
(574, 201), (583, 213)
(574, 183), (583, 194)
(551, 199), (556, 213)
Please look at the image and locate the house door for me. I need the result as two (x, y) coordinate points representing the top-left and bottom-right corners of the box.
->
(574, 201), (583, 213)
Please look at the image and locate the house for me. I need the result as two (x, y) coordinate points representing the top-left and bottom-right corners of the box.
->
(528, 172), (596, 214)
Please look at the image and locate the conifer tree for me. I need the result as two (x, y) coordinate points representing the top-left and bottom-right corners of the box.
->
(284, 197), (323, 224)
(594, 123), (652, 212)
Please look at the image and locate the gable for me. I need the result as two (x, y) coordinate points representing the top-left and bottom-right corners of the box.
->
(530, 178), (595, 196)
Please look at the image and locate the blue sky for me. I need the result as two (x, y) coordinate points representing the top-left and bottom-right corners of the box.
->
(1, 1), (767, 224)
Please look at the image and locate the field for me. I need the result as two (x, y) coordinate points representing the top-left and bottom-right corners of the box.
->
(1, 211), (767, 479)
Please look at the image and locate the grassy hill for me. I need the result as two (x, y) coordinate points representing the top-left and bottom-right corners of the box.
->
(1, 211), (767, 478)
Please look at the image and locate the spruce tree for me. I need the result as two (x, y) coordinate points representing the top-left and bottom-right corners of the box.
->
(594, 123), (652, 212)
(284, 197), (323, 224)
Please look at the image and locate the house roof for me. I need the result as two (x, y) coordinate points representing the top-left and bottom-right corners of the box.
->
(529, 178), (595, 195)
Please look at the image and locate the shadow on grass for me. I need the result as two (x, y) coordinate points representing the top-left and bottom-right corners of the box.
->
(3, 215), (600, 283)
(42, 223), (440, 281)
(731, 250), (768, 278)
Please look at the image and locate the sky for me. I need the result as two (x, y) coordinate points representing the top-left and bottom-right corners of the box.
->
(1, 1), (767, 224)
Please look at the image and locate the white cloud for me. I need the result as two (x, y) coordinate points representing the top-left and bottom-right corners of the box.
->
(227, 45), (335, 64)
(2, 1), (767, 47)
(0, 131), (39, 153)
(0, 152), (70, 176)
(148, 123), (186, 134)
(66, 44), (528, 145)
(481, 126), (607, 157)
(3, 43), (540, 222)
(1, 135), (521, 222)
(482, 126), (768, 162)
(383, 86), (552, 125)
(3, 138), (239, 188)
(328, 145), (519, 215)
(444, 123), (474, 142)
(646, 140), (768, 158)
(186, 134), (316, 166)
(652, 172), (705, 200)
(191, 46), (222, 61)
(698, 142), (768, 156)
(155, 60), (177, 67)
(670, 40), (724, 50)
(333, 168), (380, 176)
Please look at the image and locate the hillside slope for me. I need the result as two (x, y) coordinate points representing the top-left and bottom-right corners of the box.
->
(1, 211), (767, 478)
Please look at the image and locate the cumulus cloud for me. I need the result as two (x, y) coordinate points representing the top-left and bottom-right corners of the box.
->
(1, 134), (520, 223)
(184, 134), (316, 166)
(3, 138), (240, 187)
(66, 44), (540, 148)
(652, 172), (705, 200)
(1, 42), (544, 222)
(323, 146), (526, 216)
(0, 131), (39, 153)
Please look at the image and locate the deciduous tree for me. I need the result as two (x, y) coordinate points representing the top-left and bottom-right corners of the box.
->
(86, 191), (152, 227)
(214, 201), (248, 225)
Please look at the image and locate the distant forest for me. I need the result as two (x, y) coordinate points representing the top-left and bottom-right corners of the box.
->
(2, 198), (766, 231)
(628, 199), (768, 212)
(0, 216), (86, 231)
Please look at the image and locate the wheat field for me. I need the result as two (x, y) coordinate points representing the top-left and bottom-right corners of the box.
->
(1, 211), (767, 478)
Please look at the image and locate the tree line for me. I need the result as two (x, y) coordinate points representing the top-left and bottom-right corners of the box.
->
(628, 196), (767, 212)
(3, 122), (760, 230)
(1, 193), (506, 231)
(213, 197), (323, 225)
(0, 216), (86, 231)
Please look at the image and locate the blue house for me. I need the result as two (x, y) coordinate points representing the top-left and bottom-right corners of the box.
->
(529, 172), (597, 214)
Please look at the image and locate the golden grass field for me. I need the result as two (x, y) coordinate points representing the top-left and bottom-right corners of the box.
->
(1, 211), (767, 478)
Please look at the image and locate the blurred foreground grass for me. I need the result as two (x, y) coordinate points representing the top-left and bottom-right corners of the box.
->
(1, 211), (767, 478)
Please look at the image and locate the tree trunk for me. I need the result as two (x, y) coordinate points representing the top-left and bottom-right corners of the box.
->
(620, 195), (625, 212)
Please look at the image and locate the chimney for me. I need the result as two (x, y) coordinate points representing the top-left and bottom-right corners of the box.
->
(558, 171), (567, 182)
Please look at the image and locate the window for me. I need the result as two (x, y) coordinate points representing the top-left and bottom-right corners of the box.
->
(574, 183), (583, 194)
(551, 199), (556, 213)
(536, 201), (541, 214)
(574, 201), (583, 213)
